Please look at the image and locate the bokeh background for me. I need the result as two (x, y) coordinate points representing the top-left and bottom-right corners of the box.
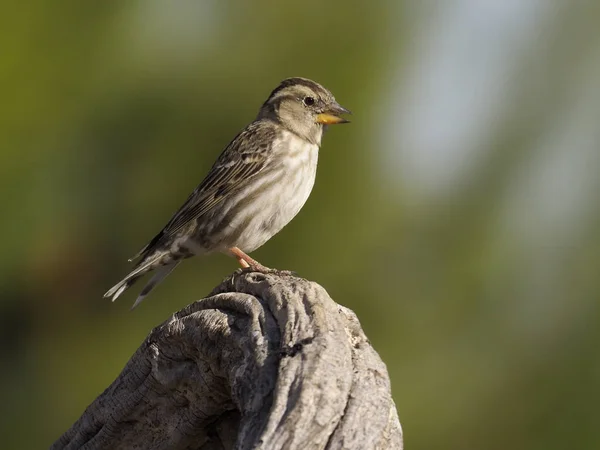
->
(2, 1), (600, 448)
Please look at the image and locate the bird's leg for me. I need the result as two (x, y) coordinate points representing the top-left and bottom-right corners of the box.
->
(229, 247), (296, 276)
(235, 256), (251, 268)
(229, 247), (271, 272)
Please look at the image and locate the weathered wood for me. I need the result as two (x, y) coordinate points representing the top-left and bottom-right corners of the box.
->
(52, 271), (402, 450)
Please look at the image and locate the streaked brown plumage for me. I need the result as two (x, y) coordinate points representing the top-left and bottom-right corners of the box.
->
(104, 77), (350, 308)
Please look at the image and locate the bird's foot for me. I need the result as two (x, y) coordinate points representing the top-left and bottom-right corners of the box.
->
(234, 266), (297, 279)
(243, 266), (297, 277)
(229, 247), (296, 277)
(243, 261), (272, 273)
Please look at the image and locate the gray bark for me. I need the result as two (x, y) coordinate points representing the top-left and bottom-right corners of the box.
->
(52, 271), (402, 450)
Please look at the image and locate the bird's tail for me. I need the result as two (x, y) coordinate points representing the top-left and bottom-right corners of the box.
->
(103, 266), (148, 303)
(130, 261), (180, 309)
(104, 252), (179, 307)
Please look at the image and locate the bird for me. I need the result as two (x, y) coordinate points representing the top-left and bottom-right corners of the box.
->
(104, 77), (350, 308)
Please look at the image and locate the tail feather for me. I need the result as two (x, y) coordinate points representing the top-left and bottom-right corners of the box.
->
(104, 275), (143, 302)
(128, 243), (150, 262)
(104, 252), (165, 303)
(130, 261), (180, 310)
(128, 232), (164, 262)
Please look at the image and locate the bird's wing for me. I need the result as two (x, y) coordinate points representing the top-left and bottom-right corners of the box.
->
(137, 122), (276, 252)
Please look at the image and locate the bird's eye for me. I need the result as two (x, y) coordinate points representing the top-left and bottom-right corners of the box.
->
(303, 96), (315, 106)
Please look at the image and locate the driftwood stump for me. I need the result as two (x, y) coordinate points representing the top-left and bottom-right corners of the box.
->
(52, 271), (402, 450)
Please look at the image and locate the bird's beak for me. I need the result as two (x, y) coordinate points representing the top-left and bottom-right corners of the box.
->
(316, 102), (352, 125)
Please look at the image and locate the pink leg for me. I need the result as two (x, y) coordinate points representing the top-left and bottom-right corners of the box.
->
(229, 247), (271, 272)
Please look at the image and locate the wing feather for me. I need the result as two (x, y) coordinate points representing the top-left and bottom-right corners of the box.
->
(137, 122), (276, 252)
(163, 160), (263, 236)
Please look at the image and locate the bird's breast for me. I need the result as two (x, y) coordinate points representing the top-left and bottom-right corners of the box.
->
(275, 134), (319, 221)
(222, 132), (319, 253)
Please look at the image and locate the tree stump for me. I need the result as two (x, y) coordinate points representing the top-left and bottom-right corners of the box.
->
(52, 271), (402, 449)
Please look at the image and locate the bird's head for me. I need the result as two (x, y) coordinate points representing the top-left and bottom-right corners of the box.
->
(258, 77), (351, 145)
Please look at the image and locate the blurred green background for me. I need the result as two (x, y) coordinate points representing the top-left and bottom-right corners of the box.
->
(2, 1), (600, 448)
